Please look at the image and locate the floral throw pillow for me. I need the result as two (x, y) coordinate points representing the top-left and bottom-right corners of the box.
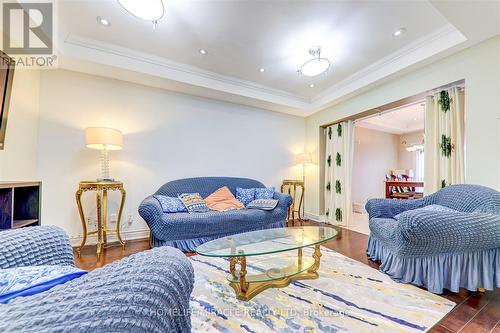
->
(236, 187), (256, 207)
(255, 187), (275, 200)
(153, 195), (188, 213)
(0, 265), (87, 304)
(178, 193), (210, 213)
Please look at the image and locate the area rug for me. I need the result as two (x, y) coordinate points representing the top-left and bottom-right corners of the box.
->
(189, 244), (456, 333)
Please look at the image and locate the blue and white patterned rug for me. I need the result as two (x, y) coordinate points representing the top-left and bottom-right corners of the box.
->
(189, 244), (456, 332)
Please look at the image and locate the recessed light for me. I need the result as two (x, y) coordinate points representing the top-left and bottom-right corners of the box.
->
(199, 49), (207, 55)
(259, 68), (265, 73)
(309, 84), (315, 88)
(393, 28), (406, 37)
(97, 16), (111, 27)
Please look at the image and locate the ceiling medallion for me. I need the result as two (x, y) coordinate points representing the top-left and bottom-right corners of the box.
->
(117, 0), (165, 29)
(299, 46), (331, 77)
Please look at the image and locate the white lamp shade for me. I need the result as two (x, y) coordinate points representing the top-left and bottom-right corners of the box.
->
(85, 127), (123, 151)
(294, 152), (313, 166)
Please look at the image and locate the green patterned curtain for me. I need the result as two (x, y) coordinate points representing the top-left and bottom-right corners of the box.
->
(424, 87), (465, 194)
(324, 121), (354, 226)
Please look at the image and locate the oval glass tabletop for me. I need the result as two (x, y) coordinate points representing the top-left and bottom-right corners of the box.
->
(196, 226), (337, 257)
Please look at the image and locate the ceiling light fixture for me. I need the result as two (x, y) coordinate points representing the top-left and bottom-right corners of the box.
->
(393, 28), (406, 37)
(259, 68), (265, 73)
(97, 16), (111, 27)
(299, 46), (330, 77)
(309, 83), (315, 88)
(117, 0), (164, 29)
(199, 49), (207, 55)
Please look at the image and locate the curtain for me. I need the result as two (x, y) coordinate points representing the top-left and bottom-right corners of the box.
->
(324, 120), (354, 226)
(424, 87), (465, 194)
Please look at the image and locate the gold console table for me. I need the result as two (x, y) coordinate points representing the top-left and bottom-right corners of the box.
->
(281, 179), (305, 223)
(75, 181), (126, 257)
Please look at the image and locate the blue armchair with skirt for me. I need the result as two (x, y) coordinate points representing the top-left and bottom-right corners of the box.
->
(366, 184), (500, 294)
(139, 177), (293, 252)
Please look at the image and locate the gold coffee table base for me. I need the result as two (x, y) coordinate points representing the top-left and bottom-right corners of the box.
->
(228, 244), (322, 301)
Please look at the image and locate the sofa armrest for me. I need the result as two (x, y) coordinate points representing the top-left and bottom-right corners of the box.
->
(0, 226), (74, 269)
(0, 246), (194, 333)
(365, 198), (427, 219)
(274, 191), (293, 207)
(139, 195), (164, 228)
(397, 210), (500, 253)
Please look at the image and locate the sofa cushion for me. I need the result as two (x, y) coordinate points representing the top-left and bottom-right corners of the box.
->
(255, 187), (275, 200)
(247, 199), (279, 210)
(204, 186), (244, 212)
(153, 195), (188, 213)
(0, 265), (87, 304)
(178, 193), (210, 213)
(394, 204), (458, 220)
(236, 187), (256, 207)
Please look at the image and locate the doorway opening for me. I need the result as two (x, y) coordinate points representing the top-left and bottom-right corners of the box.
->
(350, 101), (425, 234)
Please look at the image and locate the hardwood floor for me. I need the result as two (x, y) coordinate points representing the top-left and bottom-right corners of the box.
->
(74, 222), (499, 333)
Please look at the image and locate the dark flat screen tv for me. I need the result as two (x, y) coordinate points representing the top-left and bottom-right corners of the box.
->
(0, 51), (14, 150)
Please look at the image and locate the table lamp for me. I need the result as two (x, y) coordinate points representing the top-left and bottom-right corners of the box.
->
(294, 152), (313, 181)
(85, 127), (123, 181)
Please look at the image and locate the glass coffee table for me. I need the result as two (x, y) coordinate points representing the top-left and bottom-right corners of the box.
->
(196, 226), (337, 301)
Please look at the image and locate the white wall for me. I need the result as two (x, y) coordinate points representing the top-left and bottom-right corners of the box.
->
(0, 69), (40, 180)
(352, 127), (399, 209)
(305, 35), (500, 216)
(398, 131), (424, 173)
(37, 69), (305, 239)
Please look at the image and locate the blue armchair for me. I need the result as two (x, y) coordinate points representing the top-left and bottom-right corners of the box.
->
(139, 177), (292, 252)
(0, 226), (194, 332)
(366, 184), (500, 294)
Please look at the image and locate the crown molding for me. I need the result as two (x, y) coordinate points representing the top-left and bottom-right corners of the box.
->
(59, 34), (311, 114)
(57, 23), (466, 117)
(309, 24), (467, 114)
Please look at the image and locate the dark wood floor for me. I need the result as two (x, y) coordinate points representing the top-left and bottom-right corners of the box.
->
(74, 222), (499, 333)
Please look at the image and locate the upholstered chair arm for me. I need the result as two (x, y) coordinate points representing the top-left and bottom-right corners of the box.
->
(271, 192), (293, 220)
(0, 226), (74, 269)
(396, 210), (500, 254)
(365, 198), (427, 219)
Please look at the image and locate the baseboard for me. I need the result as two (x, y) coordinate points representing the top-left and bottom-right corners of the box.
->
(70, 228), (150, 247)
(304, 212), (326, 222)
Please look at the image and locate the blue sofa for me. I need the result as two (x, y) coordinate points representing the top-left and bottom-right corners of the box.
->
(0, 226), (194, 332)
(139, 177), (292, 252)
(366, 184), (500, 294)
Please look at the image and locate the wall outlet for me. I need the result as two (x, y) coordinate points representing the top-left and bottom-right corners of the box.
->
(126, 213), (133, 225)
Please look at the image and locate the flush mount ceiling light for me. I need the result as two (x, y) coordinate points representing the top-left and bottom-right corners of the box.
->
(199, 49), (207, 55)
(299, 46), (331, 77)
(117, 0), (165, 28)
(393, 28), (406, 37)
(259, 68), (265, 73)
(309, 83), (315, 88)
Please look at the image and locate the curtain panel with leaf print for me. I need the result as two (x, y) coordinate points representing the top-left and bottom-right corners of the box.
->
(324, 121), (354, 226)
(424, 87), (465, 194)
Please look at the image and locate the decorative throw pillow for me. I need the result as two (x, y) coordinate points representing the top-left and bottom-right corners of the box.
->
(255, 187), (275, 200)
(394, 204), (458, 220)
(247, 199), (279, 211)
(204, 186), (244, 212)
(178, 193), (210, 213)
(0, 265), (87, 304)
(236, 187), (256, 207)
(153, 195), (188, 213)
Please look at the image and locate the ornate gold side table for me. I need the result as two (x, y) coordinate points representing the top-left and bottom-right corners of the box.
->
(75, 181), (126, 257)
(281, 179), (305, 223)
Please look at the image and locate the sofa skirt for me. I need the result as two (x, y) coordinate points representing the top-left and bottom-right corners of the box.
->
(367, 237), (500, 294)
(152, 220), (286, 252)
